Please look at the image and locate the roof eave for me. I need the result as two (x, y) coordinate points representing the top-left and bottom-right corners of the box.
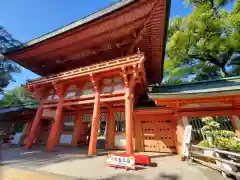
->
(4, 0), (136, 55)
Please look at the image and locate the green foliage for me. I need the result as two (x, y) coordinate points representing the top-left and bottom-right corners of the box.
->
(0, 87), (39, 108)
(198, 139), (215, 148)
(201, 117), (220, 136)
(0, 26), (22, 93)
(198, 116), (240, 152)
(0, 60), (20, 94)
(165, 0), (240, 83)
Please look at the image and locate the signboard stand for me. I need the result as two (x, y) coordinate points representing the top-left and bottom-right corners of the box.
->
(106, 154), (136, 170)
(181, 125), (192, 161)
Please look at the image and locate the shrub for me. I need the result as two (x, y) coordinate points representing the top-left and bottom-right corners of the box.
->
(198, 117), (240, 152)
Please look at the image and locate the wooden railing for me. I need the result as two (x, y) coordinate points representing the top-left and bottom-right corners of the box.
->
(27, 53), (145, 86)
(189, 145), (240, 179)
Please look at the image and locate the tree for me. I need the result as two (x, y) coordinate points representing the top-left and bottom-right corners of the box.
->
(0, 87), (39, 108)
(164, 0), (240, 83)
(0, 26), (22, 94)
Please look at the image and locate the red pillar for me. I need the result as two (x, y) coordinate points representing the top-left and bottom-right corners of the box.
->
(88, 87), (100, 156)
(125, 87), (134, 154)
(72, 111), (84, 147)
(46, 91), (65, 152)
(106, 108), (115, 149)
(24, 105), (44, 149)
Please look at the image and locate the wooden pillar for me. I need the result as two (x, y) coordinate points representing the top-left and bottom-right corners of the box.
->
(175, 115), (189, 158)
(72, 111), (84, 147)
(231, 115), (240, 137)
(24, 105), (44, 149)
(125, 87), (134, 154)
(23, 122), (29, 135)
(46, 85), (65, 152)
(106, 108), (115, 149)
(24, 120), (33, 145)
(88, 77), (100, 156)
(56, 115), (65, 145)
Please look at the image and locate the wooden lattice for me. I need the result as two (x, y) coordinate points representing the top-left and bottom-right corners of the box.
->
(63, 115), (75, 131)
(190, 116), (234, 142)
(114, 112), (125, 122)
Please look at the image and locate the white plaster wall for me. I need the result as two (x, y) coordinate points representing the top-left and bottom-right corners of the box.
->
(11, 132), (23, 144)
(114, 133), (126, 148)
(59, 134), (72, 144)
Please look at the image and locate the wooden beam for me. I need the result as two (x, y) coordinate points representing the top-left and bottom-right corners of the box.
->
(180, 110), (236, 117)
(66, 106), (77, 110)
(127, 0), (161, 54)
(27, 54), (144, 86)
(43, 91), (125, 104)
(103, 103), (112, 109)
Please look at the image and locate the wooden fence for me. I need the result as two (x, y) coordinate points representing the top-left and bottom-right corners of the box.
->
(189, 145), (240, 179)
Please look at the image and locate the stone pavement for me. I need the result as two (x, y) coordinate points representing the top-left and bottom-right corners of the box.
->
(0, 166), (76, 180)
(0, 147), (230, 180)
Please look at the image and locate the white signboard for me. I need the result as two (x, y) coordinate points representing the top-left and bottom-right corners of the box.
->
(182, 125), (192, 157)
(183, 125), (192, 144)
(106, 154), (135, 169)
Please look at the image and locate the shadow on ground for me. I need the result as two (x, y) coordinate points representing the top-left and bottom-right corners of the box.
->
(75, 173), (179, 180)
(0, 138), (108, 169)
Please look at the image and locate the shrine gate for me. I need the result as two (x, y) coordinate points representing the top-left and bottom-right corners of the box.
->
(4, 0), (170, 155)
(4, 0), (240, 157)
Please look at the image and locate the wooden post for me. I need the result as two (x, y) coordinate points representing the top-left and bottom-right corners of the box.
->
(175, 115), (189, 158)
(106, 108), (115, 149)
(231, 115), (240, 137)
(72, 111), (84, 147)
(24, 104), (44, 149)
(88, 76), (100, 156)
(24, 120), (33, 145)
(23, 122), (29, 135)
(46, 85), (65, 152)
(125, 87), (134, 154)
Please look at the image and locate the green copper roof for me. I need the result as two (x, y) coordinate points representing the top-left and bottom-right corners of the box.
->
(149, 76), (240, 98)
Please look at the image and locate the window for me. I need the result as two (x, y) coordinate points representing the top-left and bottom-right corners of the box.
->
(63, 115), (75, 131)
(116, 121), (125, 132)
(114, 112), (125, 133)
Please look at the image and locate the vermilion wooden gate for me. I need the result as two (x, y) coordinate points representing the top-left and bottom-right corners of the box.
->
(141, 115), (176, 153)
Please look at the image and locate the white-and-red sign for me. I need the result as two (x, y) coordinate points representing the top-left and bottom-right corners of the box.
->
(106, 154), (135, 170)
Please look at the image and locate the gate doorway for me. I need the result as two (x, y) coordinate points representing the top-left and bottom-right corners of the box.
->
(140, 115), (176, 153)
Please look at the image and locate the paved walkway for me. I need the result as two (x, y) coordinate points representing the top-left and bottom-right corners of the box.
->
(1, 167), (76, 180)
(0, 147), (229, 180)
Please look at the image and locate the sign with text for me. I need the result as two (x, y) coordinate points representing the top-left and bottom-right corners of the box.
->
(106, 154), (135, 170)
(183, 125), (192, 143)
(182, 125), (192, 157)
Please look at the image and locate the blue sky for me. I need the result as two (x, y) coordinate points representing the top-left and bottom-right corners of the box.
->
(1, 0), (193, 92)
